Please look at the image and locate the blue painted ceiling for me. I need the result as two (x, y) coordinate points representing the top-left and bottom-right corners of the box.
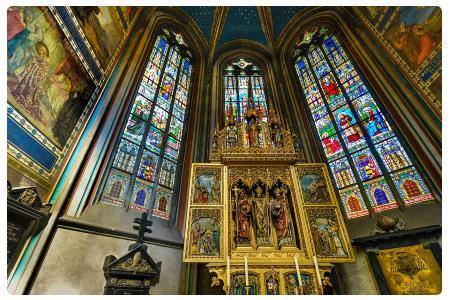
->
(218, 7), (267, 47)
(180, 6), (306, 47)
(270, 6), (306, 38)
(180, 6), (216, 42)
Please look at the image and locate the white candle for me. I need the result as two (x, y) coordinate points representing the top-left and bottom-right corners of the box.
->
(227, 256), (231, 287)
(244, 255), (249, 286)
(294, 255), (302, 287)
(313, 255), (322, 287)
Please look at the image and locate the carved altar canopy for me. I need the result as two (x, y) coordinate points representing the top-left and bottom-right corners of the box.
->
(183, 106), (355, 294)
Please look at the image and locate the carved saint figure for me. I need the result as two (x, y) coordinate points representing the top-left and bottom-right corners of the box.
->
(246, 119), (260, 147)
(226, 103), (238, 148)
(251, 185), (271, 246)
(235, 190), (253, 245)
(265, 267), (279, 295)
(268, 108), (283, 147)
(270, 187), (295, 248)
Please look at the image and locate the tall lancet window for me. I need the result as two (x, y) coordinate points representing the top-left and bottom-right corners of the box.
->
(224, 58), (268, 123)
(98, 28), (193, 220)
(293, 26), (434, 219)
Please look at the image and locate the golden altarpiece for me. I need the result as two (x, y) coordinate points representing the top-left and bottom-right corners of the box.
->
(183, 102), (355, 295)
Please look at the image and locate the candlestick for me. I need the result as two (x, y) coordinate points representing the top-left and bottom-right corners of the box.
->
(313, 255), (322, 287)
(244, 255), (249, 287)
(227, 256), (231, 287)
(294, 255), (302, 287)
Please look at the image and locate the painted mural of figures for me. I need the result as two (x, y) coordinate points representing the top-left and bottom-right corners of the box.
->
(251, 185), (271, 246)
(270, 187), (295, 248)
(72, 7), (112, 68)
(235, 190), (253, 245)
(300, 174), (329, 203)
(11, 41), (50, 123)
(191, 217), (220, 256)
(312, 217), (347, 257)
(193, 173), (220, 205)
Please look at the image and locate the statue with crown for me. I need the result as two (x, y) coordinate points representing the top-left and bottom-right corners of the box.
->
(183, 96), (355, 295)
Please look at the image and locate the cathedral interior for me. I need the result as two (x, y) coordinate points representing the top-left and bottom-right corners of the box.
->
(6, 6), (442, 295)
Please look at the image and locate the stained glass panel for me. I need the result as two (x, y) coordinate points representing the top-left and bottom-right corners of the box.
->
(304, 85), (322, 104)
(143, 63), (161, 83)
(327, 47), (348, 67)
(113, 139), (139, 172)
(156, 94), (171, 111)
(343, 76), (368, 100)
(352, 148), (382, 181)
(123, 114), (145, 144)
(329, 157), (356, 188)
(146, 126), (163, 153)
(375, 138), (412, 172)
(153, 186), (173, 219)
(102, 169), (130, 206)
(138, 81), (157, 100)
(165, 61), (178, 79)
(341, 125), (368, 153)
(353, 94), (380, 121)
(321, 134), (344, 161)
(363, 178), (398, 212)
(310, 103), (328, 120)
(323, 36), (341, 54)
(334, 105), (356, 131)
(161, 74), (175, 95)
(169, 117), (183, 140)
(137, 150), (159, 182)
(295, 59), (314, 89)
(315, 115), (336, 138)
(391, 167), (433, 205)
(173, 105), (185, 121)
(159, 159), (176, 188)
(130, 179), (153, 211)
(362, 113), (394, 143)
(164, 144), (179, 161)
(132, 94), (152, 121)
(151, 106), (169, 130)
(339, 185), (369, 219)
(308, 47), (324, 65)
(336, 61), (357, 83)
(312, 60), (331, 79)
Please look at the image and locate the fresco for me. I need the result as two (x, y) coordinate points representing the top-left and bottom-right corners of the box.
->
(7, 6), (95, 149)
(72, 7), (124, 69)
(359, 7), (387, 25)
(384, 7), (442, 71)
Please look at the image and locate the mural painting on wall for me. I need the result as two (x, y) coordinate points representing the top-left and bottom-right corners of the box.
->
(384, 7), (442, 71)
(189, 209), (221, 257)
(7, 6), (96, 149)
(306, 208), (349, 259)
(72, 6), (124, 69)
(193, 170), (221, 205)
(298, 168), (331, 204)
(376, 244), (441, 294)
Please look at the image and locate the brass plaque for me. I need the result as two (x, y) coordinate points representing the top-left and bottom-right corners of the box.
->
(377, 245), (441, 295)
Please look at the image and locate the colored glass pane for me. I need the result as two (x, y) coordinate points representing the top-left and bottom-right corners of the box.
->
(362, 113), (394, 143)
(113, 139), (139, 172)
(323, 36), (341, 54)
(295, 59), (314, 89)
(321, 134), (344, 161)
(334, 105), (356, 131)
(363, 178), (398, 212)
(304, 85), (322, 104)
(308, 47), (324, 65)
(159, 159), (176, 188)
(353, 94), (380, 121)
(343, 76), (368, 100)
(169, 117), (183, 140)
(144, 63), (160, 83)
(375, 138), (412, 172)
(164, 144), (179, 161)
(391, 167), (433, 205)
(339, 185), (369, 219)
(138, 81), (157, 100)
(172, 105), (185, 121)
(151, 106), (169, 130)
(336, 61), (357, 84)
(102, 169), (130, 205)
(161, 74), (175, 95)
(123, 114), (145, 144)
(352, 148), (383, 181)
(315, 115), (336, 139)
(312, 60), (331, 78)
(137, 150), (158, 181)
(182, 58), (191, 76)
(156, 94), (171, 111)
(145, 126), (163, 153)
(131, 94), (152, 121)
(153, 185), (173, 219)
(341, 125), (368, 153)
(329, 157), (356, 188)
(310, 102), (328, 120)
(328, 47), (348, 67)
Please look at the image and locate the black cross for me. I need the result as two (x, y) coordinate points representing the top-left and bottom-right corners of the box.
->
(133, 212), (153, 244)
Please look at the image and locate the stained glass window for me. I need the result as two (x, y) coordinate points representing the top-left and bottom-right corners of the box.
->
(224, 58), (268, 123)
(99, 28), (193, 220)
(293, 27), (434, 218)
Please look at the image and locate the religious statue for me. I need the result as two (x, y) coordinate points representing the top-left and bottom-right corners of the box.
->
(270, 186), (296, 248)
(322, 275), (335, 295)
(234, 189), (253, 245)
(265, 267), (279, 295)
(226, 104), (238, 148)
(268, 108), (283, 147)
(251, 185), (271, 247)
(246, 119), (260, 147)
